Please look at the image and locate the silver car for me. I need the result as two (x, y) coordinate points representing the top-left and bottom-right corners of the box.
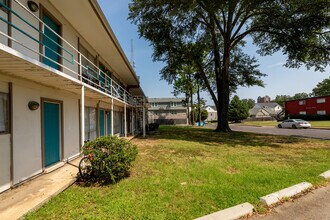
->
(278, 119), (311, 129)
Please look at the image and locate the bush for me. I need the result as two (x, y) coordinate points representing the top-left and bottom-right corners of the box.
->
(148, 123), (159, 131)
(287, 114), (330, 121)
(81, 136), (138, 184)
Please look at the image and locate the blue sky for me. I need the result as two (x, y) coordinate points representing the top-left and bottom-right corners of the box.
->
(98, 0), (330, 105)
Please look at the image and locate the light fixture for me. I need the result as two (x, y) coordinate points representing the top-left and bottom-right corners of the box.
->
(28, 101), (39, 110)
(27, 0), (39, 12)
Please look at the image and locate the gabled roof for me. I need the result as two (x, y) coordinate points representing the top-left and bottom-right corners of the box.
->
(254, 102), (281, 109)
(249, 108), (270, 116)
(205, 105), (217, 111)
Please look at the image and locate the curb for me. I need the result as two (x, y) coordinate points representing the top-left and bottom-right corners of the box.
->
(260, 182), (313, 206)
(195, 202), (254, 220)
(319, 170), (330, 179)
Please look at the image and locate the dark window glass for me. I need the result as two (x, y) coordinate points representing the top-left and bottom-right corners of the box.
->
(0, 92), (9, 133)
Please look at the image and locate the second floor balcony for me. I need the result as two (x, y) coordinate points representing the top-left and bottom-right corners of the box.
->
(0, 0), (145, 106)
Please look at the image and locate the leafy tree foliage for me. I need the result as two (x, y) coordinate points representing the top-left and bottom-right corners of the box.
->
(228, 95), (249, 123)
(292, 93), (310, 100)
(273, 95), (292, 107)
(170, 65), (198, 125)
(129, 0), (330, 132)
(193, 109), (208, 122)
(242, 98), (255, 109)
(313, 77), (330, 96)
(273, 93), (311, 106)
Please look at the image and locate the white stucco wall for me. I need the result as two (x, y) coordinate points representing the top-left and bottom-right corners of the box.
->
(11, 0), (40, 60)
(0, 80), (10, 192)
(10, 77), (80, 184)
(10, 0), (80, 79)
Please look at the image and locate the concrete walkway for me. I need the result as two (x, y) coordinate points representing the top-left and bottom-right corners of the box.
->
(252, 184), (330, 220)
(0, 158), (79, 220)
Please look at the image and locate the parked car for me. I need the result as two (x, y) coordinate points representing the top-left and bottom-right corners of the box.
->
(277, 119), (311, 129)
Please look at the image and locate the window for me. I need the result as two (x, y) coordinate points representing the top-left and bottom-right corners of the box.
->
(299, 111), (306, 115)
(113, 111), (122, 134)
(299, 100), (306, 105)
(84, 107), (97, 141)
(171, 102), (177, 107)
(151, 103), (158, 107)
(0, 93), (9, 133)
(316, 98), (326, 104)
(317, 110), (326, 115)
(79, 44), (97, 84)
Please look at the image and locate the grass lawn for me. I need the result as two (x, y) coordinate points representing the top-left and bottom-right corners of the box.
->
(26, 126), (330, 220)
(242, 120), (330, 128)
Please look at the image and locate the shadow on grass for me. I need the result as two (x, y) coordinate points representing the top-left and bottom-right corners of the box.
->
(136, 125), (307, 148)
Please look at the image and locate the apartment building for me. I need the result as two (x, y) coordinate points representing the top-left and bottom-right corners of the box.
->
(0, 0), (147, 193)
(148, 98), (188, 125)
(285, 95), (330, 116)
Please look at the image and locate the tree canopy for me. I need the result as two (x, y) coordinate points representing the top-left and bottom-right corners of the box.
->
(228, 95), (249, 123)
(242, 98), (255, 109)
(129, 0), (330, 132)
(312, 77), (330, 96)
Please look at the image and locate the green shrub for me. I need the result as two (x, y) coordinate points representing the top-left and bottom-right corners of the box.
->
(81, 136), (138, 184)
(148, 123), (159, 131)
(287, 114), (330, 121)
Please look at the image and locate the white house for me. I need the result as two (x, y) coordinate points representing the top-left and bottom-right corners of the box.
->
(205, 105), (217, 122)
(0, 0), (147, 193)
(249, 103), (283, 118)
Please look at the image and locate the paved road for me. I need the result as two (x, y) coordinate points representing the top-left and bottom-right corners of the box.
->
(251, 184), (330, 220)
(207, 124), (330, 140)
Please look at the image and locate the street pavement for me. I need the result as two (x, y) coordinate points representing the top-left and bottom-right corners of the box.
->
(206, 124), (330, 140)
(251, 184), (330, 220)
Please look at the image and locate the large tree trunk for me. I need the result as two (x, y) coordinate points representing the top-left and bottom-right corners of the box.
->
(216, 47), (231, 132)
(190, 87), (194, 125)
(209, 18), (231, 132)
(186, 93), (190, 125)
(197, 84), (201, 124)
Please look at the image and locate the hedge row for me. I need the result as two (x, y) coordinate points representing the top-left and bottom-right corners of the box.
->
(286, 114), (330, 121)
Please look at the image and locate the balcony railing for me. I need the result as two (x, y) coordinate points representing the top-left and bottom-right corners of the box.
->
(0, 0), (141, 106)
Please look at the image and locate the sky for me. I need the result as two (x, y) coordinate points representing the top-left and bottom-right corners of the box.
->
(98, 0), (330, 105)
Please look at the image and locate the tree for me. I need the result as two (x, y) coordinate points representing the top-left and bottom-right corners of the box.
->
(273, 95), (292, 107)
(129, 0), (330, 132)
(228, 95), (249, 123)
(170, 65), (198, 125)
(292, 93), (310, 100)
(193, 109), (208, 122)
(242, 98), (255, 109)
(313, 77), (330, 96)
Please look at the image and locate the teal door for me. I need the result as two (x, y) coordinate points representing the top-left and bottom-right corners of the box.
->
(42, 14), (60, 70)
(44, 102), (60, 167)
(99, 110), (105, 136)
(107, 111), (111, 135)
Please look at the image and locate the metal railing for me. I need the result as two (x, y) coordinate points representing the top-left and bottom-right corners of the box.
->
(0, 0), (141, 106)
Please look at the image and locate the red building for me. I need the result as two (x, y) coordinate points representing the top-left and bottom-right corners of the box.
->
(285, 95), (330, 116)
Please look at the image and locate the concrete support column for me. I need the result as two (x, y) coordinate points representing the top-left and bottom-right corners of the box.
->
(143, 97), (146, 137)
(81, 85), (85, 148)
(124, 104), (127, 137)
(131, 109), (134, 136)
(111, 98), (114, 136)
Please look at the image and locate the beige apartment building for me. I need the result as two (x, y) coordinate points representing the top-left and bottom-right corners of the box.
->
(148, 98), (188, 125)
